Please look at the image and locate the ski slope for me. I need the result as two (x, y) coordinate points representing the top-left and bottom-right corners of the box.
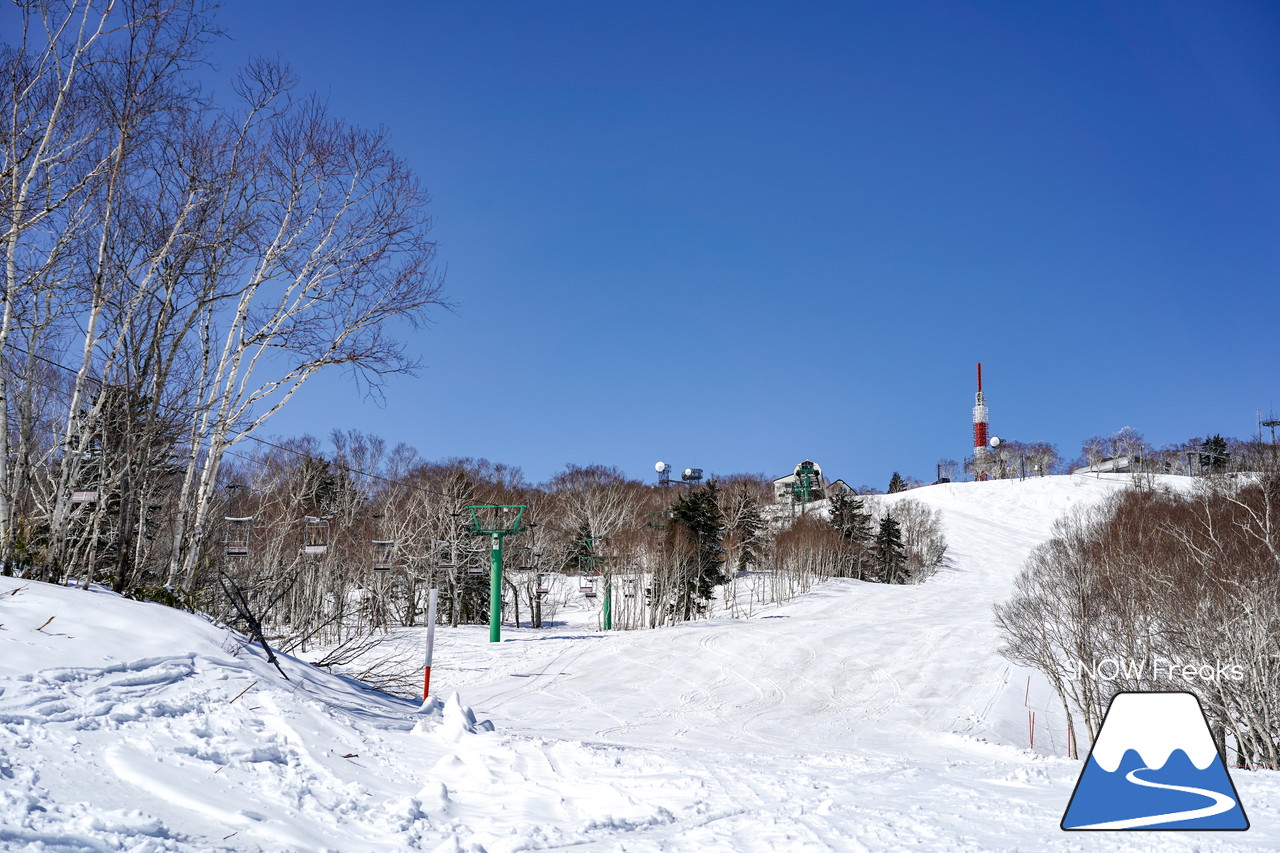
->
(2, 475), (1278, 852)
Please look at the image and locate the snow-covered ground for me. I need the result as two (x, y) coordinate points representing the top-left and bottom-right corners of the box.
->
(3, 474), (1278, 851)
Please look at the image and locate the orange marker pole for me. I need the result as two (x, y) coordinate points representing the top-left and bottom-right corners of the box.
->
(423, 588), (438, 700)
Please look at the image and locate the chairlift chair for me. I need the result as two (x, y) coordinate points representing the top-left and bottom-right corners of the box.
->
(512, 545), (535, 572)
(224, 516), (253, 557)
(372, 539), (395, 572)
(433, 540), (457, 572)
(465, 546), (487, 574)
(301, 515), (330, 556)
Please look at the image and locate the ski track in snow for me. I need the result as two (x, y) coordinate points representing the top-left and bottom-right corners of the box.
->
(3, 475), (1280, 851)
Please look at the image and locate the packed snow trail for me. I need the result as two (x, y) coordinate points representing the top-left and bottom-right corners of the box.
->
(4, 475), (1279, 851)
(453, 477), (1121, 755)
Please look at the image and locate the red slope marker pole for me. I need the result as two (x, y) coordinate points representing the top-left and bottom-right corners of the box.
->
(423, 588), (438, 701)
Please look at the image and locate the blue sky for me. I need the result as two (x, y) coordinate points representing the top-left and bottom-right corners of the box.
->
(203, 1), (1280, 489)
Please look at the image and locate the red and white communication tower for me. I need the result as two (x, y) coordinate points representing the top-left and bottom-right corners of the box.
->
(972, 362), (990, 480)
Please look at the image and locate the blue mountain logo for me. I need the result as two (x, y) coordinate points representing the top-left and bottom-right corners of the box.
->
(1062, 691), (1248, 831)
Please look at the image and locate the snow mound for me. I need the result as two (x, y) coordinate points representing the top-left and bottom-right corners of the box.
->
(0, 578), (721, 851)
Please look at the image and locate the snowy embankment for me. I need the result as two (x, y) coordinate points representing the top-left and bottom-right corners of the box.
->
(4, 474), (1279, 852)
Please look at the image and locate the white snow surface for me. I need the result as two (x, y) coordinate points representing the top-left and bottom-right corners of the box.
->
(3, 474), (1278, 852)
(1090, 692), (1222, 772)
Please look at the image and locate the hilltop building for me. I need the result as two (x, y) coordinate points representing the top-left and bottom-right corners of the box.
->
(772, 460), (854, 503)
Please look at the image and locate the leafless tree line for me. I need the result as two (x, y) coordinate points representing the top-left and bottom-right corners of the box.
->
(965, 441), (1062, 481)
(0, 2), (445, 593)
(766, 497), (948, 599)
(205, 451), (756, 640)
(6, 414), (945, 651)
(1076, 426), (1280, 477)
(996, 471), (1280, 768)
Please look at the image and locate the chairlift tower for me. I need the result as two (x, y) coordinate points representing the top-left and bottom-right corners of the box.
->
(1260, 411), (1280, 445)
(581, 535), (615, 631)
(792, 460), (818, 512)
(465, 505), (527, 643)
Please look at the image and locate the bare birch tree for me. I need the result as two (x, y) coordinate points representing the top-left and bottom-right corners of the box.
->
(2, 0), (210, 583)
(157, 64), (446, 589)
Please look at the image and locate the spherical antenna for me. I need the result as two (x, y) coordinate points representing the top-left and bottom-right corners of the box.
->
(655, 461), (668, 473)
(989, 436), (1002, 447)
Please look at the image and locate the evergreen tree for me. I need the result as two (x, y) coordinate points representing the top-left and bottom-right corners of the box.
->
(874, 515), (907, 584)
(828, 490), (874, 579)
(564, 520), (597, 573)
(1200, 434), (1229, 472)
(668, 481), (726, 620)
(887, 472), (907, 494)
(829, 492), (873, 542)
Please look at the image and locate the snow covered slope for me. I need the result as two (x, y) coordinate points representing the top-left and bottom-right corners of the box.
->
(448, 475), (1130, 751)
(3, 474), (1278, 851)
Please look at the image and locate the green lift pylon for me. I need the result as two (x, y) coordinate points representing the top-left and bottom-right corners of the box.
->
(466, 505), (527, 642)
(583, 536), (612, 631)
(793, 460), (817, 514)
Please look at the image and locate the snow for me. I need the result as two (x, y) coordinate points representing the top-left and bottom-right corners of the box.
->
(3, 474), (1279, 852)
